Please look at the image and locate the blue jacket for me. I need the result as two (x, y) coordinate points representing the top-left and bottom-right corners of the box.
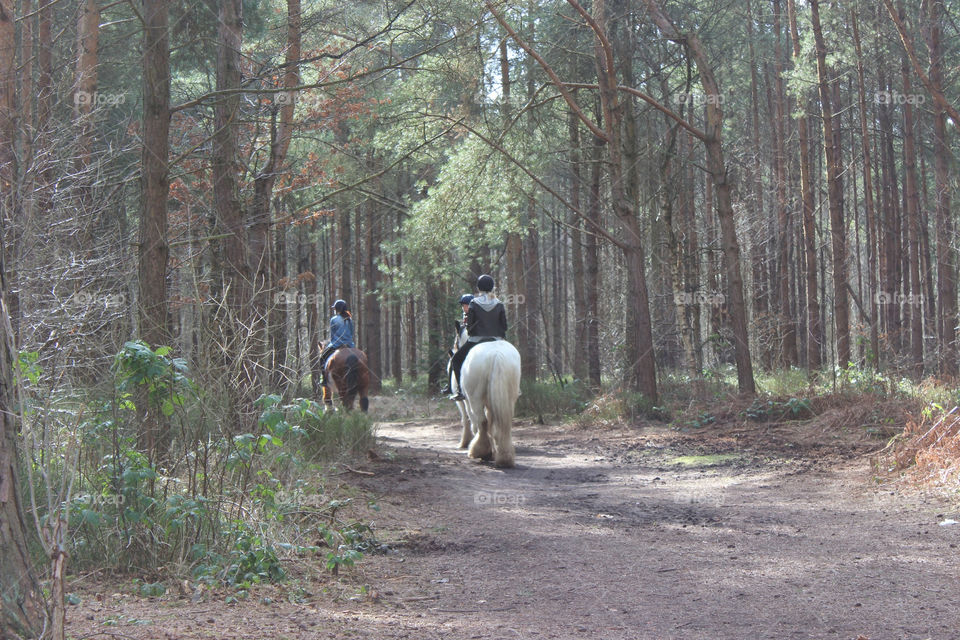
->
(328, 314), (355, 348)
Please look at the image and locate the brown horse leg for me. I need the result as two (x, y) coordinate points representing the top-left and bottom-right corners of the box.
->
(359, 396), (369, 412)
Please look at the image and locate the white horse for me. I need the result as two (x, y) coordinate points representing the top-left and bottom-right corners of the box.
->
(448, 323), (473, 448)
(450, 323), (522, 468)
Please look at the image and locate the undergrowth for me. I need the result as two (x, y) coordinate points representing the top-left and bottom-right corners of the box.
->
(877, 405), (960, 494)
(18, 341), (381, 596)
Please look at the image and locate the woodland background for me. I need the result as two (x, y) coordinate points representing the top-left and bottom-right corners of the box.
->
(1, 0), (959, 636)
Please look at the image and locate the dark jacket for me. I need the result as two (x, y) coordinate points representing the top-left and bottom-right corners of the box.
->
(466, 294), (507, 341)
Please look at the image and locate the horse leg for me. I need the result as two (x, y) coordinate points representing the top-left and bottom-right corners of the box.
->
(359, 395), (369, 412)
(322, 383), (335, 412)
(467, 402), (493, 461)
(456, 399), (471, 448)
(491, 405), (516, 469)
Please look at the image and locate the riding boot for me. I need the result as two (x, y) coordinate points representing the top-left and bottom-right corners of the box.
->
(450, 373), (465, 401)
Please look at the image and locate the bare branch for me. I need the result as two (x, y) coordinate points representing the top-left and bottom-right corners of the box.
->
(484, 0), (609, 143)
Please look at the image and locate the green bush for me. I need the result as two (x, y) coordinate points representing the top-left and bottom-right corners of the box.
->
(24, 342), (378, 586)
(515, 377), (592, 420)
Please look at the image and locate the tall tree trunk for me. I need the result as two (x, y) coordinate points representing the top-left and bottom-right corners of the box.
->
(595, 0), (658, 402)
(406, 295), (417, 380)
(852, 12), (880, 370)
(568, 109), (588, 383)
(75, 0), (99, 170)
(426, 284), (445, 391)
(899, 15), (923, 377)
(0, 0), (18, 332)
(644, 0), (755, 394)
(213, 0), (247, 314)
(521, 25), (542, 382)
(679, 131), (702, 375)
(391, 263), (402, 384)
(0, 182), (46, 638)
(584, 118), (603, 389)
(137, 0), (170, 457)
(923, 0), (957, 375)
(0, 0), (14, 213)
(364, 191), (382, 392)
(521, 206), (541, 380)
(810, 0), (850, 368)
(308, 242), (322, 397)
(37, 0), (51, 128)
(787, 0), (821, 370)
(771, 0), (797, 367)
(877, 70), (902, 353)
(253, 0), (300, 388)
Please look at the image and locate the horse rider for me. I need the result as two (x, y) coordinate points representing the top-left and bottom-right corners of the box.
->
(449, 275), (507, 401)
(458, 293), (474, 323)
(443, 293), (475, 396)
(319, 299), (355, 388)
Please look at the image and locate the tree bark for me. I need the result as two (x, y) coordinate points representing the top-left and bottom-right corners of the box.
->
(643, 0), (755, 394)
(213, 0), (247, 314)
(137, 0), (171, 457)
(364, 187), (382, 392)
(786, 0), (821, 370)
(0, 214), (46, 638)
(810, 0), (850, 368)
(771, 0), (797, 367)
(253, 0), (300, 388)
(75, 0), (100, 170)
(899, 9), (923, 377)
(851, 12), (881, 370)
(568, 109), (588, 383)
(584, 118), (603, 389)
(923, 0), (957, 375)
(0, 0), (14, 203)
(593, 0), (658, 402)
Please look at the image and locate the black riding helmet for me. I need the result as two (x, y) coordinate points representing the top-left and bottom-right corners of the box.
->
(459, 294), (474, 305)
(477, 274), (494, 292)
(332, 299), (348, 313)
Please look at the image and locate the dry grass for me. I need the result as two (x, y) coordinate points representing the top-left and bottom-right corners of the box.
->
(878, 407), (960, 489)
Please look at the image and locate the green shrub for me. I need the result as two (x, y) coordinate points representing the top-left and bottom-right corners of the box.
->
(515, 377), (592, 420)
(24, 343), (378, 586)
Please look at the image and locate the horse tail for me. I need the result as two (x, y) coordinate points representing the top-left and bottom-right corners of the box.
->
(487, 349), (520, 450)
(345, 353), (360, 393)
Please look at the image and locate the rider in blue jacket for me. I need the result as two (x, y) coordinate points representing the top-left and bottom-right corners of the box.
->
(319, 299), (355, 386)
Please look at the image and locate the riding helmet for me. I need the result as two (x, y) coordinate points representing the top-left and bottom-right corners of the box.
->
(459, 294), (474, 305)
(332, 299), (348, 312)
(477, 274), (495, 292)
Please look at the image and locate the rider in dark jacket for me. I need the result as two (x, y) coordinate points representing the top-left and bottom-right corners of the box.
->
(449, 275), (507, 400)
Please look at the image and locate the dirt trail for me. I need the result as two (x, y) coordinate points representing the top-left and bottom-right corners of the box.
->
(68, 414), (960, 639)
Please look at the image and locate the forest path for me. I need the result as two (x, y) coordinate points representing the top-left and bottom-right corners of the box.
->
(68, 412), (960, 639)
(326, 416), (960, 639)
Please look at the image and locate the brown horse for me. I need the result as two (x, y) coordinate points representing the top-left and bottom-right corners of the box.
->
(322, 346), (370, 412)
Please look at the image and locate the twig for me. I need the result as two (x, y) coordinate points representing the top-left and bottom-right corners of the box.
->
(431, 606), (516, 613)
(76, 632), (141, 640)
(338, 465), (375, 476)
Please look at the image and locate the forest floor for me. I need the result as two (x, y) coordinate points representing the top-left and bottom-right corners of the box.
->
(66, 402), (960, 640)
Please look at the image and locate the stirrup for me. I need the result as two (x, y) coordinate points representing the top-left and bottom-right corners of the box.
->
(450, 392), (465, 401)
